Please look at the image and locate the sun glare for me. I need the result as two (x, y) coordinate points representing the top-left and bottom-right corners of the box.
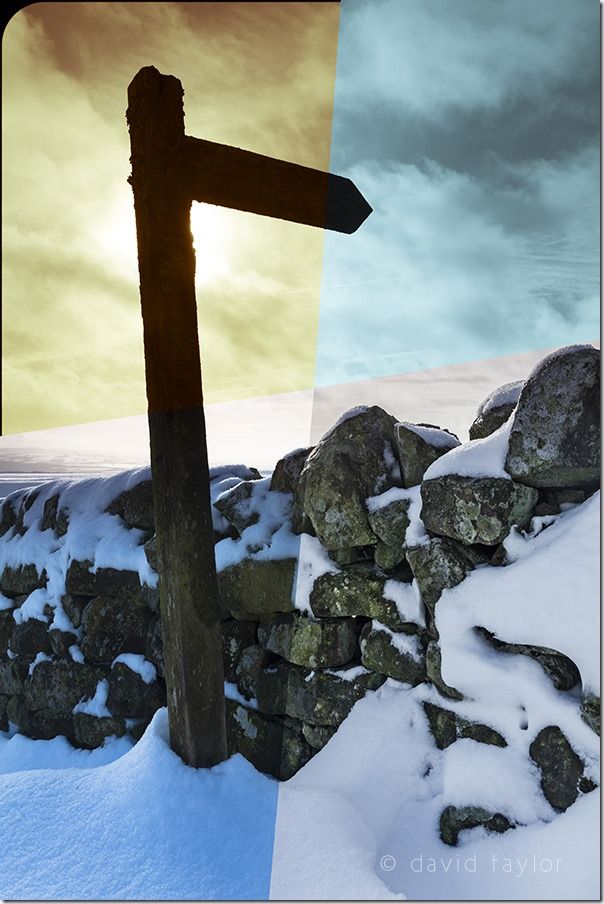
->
(190, 202), (232, 285)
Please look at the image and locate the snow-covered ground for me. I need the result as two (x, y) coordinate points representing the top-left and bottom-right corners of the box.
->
(0, 399), (599, 900)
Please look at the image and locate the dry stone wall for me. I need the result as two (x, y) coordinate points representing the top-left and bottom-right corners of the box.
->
(0, 345), (599, 844)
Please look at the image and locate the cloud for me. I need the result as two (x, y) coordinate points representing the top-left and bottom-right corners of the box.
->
(3, 2), (340, 433)
(315, 147), (599, 385)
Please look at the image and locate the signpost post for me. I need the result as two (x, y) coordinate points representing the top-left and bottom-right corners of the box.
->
(127, 65), (371, 768)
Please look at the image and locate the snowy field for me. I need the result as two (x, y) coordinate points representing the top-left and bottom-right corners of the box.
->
(0, 483), (599, 899)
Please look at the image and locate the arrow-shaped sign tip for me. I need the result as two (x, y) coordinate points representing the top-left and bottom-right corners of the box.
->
(327, 175), (373, 234)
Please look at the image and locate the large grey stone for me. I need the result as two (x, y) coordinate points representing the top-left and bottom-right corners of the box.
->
(425, 641), (463, 701)
(258, 611), (360, 669)
(256, 661), (386, 727)
(225, 699), (314, 781)
(234, 644), (274, 700)
(270, 447), (313, 494)
(476, 628), (581, 692)
(23, 660), (103, 716)
(213, 480), (262, 534)
(65, 560), (158, 608)
(421, 476), (538, 546)
(406, 538), (480, 632)
(360, 622), (426, 685)
(529, 726), (586, 812)
(297, 406), (400, 549)
(581, 694), (600, 735)
(469, 381), (523, 441)
(72, 712), (127, 748)
(0, 564), (47, 597)
(10, 618), (52, 658)
(0, 659), (28, 696)
(440, 805), (513, 847)
(106, 479), (155, 530)
(505, 346), (600, 488)
(310, 566), (409, 629)
(80, 596), (151, 663)
(396, 422), (460, 488)
(367, 498), (410, 547)
(218, 558), (297, 619)
(106, 662), (165, 719)
(221, 619), (258, 682)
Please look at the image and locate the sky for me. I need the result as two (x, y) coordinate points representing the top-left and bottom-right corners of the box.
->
(1, 0), (599, 452)
(2, 1), (340, 432)
(315, 0), (599, 385)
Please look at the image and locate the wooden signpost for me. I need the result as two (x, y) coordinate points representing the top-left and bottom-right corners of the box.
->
(126, 65), (372, 768)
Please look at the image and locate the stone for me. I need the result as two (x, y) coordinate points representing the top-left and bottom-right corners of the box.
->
(144, 535), (158, 572)
(0, 659), (28, 697)
(360, 623), (426, 685)
(49, 628), (78, 658)
(258, 611), (360, 669)
(256, 661), (386, 727)
(40, 493), (69, 536)
(373, 542), (407, 570)
(0, 694), (8, 732)
(72, 712), (127, 748)
(469, 381), (523, 441)
(0, 611), (14, 656)
(10, 618), (52, 658)
(80, 596), (151, 663)
(106, 662), (165, 719)
(7, 696), (73, 742)
(529, 725), (585, 812)
(367, 498), (410, 547)
(0, 564), (47, 596)
(476, 629), (581, 692)
(145, 616), (165, 678)
(65, 560), (158, 608)
(225, 699), (314, 781)
(457, 718), (506, 747)
(218, 558), (297, 619)
(23, 660), (104, 716)
(310, 566), (406, 629)
(213, 480), (262, 534)
(270, 447), (313, 494)
(302, 722), (336, 750)
(235, 644), (273, 700)
(61, 594), (88, 629)
(423, 702), (457, 749)
(0, 498), (18, 538)
(221, 619), (258, 682)
(421, 476), (538, 546)
(425, 641), (462, 701)
(581, 694), (600, 735)
(406, 538), (480, 633)
(329, 547), (373, 566)
(106, 479), (155, 530)
(505, 345), (600, 489)
(440, 805), (513, 847)
(297, 406), (401, 549)
(396, 422), (460, 488)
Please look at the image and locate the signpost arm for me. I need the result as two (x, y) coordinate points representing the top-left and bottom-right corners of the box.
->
(127, 66), (227, 768)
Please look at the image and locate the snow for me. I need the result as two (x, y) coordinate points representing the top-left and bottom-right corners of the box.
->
(0, 471), (156, 632)
(27, 651), (51, 676)
(0, 710), (279, 900)
(68, 644), (85, 663)
(370, 621), (425, 663)
(112, 653), (157, 684)
(293, 533), (340, 614)
(384, 578), (425, 628)
(398, 422), (460, 449)
(73, 679), (111, 717)
(367, 484), (429, 546)
(423, 418), (513, 480)
(476, 380), (523, 418)
(225, 681), (259, 710)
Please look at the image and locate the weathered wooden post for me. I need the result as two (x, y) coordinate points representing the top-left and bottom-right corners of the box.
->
(126, 66), (371, 769)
